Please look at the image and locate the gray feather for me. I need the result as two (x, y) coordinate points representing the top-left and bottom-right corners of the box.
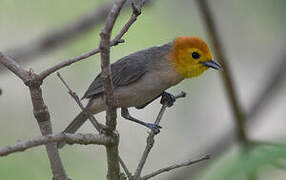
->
(82, 42), (173, 99)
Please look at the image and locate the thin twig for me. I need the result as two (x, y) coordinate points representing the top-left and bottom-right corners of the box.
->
(0, 133), (114, 157)
(57, 72), (104, 132)
(39, 1), (145, 80)
(133, 91), (187, 179)
(141, 155), (210, 180)
(39, 48), (101, 80)
(119, 156), (133, 180)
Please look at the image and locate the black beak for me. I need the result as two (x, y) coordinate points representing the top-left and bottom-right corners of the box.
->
(202, 60), (222, 70)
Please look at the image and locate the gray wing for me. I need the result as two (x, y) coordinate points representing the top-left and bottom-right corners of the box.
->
(82, 54), (148, 99)
(82, 42), (173, 99)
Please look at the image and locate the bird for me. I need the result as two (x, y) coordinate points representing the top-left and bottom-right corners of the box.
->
(58, 36), (221, 148)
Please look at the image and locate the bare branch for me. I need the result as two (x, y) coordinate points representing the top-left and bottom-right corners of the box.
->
(0, 133), (114, 157)
(1, 0), (149, 179)
(141, 155), (210, 180)
(39, 48), (101, 80)
(57, 72), (104, 132)
(29, 83), (69, 180)
(110, 1), (142, 45)
(133, 92), (187, 179)
(39, 1), (145, 81)
(99, 0), (128, 179)
(119, 156), (133, 180)
(0, 52), (68, 179)
(0, 52), (30, 82)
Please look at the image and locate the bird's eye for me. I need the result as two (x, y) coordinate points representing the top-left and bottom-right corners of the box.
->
(191, 52), (200, 59)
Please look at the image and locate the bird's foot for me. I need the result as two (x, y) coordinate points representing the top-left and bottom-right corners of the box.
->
(146, 123), (162, 134)
(160, 91), (176, 107)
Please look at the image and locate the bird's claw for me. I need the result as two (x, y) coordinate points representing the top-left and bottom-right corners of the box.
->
(146, 123), (162, 134)
(160, 92), (176, 107)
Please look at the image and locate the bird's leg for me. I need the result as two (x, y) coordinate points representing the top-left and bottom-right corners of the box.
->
(160, 91), (176, 107)
(121, 108), (162, 134)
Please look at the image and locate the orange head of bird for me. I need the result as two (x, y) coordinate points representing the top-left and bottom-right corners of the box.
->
(170, 36), (222, 78)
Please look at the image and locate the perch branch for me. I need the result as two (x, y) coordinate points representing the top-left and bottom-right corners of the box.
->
(0, 133), (114, 157)
(133, 91), (187, 179)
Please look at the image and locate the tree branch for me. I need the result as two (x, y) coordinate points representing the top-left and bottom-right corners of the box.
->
(0, 52), (30, 82)
(28, 80), (68, 180)
(1, 0), (148, 179)
(53, 1), (146, 178)
(0, 52), (68, 180)
(39, 1), (145, 80)
(0, 133), (114, 157)
(133, 92), (187, 179)
(141, 155), (210, 180)
(99, 0), (128, 179)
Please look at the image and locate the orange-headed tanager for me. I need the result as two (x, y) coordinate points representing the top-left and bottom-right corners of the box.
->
(58, 36), (221, 148)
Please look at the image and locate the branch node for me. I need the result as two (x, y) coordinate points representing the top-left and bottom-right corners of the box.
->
(23, 71), (43, 87)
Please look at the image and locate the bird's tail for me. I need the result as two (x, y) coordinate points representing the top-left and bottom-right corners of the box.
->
(57, 112), (88, 149)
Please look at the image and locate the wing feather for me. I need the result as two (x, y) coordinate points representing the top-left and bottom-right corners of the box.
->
(82, 54), (148, 99)
(81, 42), (173, 99)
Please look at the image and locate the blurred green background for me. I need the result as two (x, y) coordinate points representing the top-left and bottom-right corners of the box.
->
(1, 0), (286, 179)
